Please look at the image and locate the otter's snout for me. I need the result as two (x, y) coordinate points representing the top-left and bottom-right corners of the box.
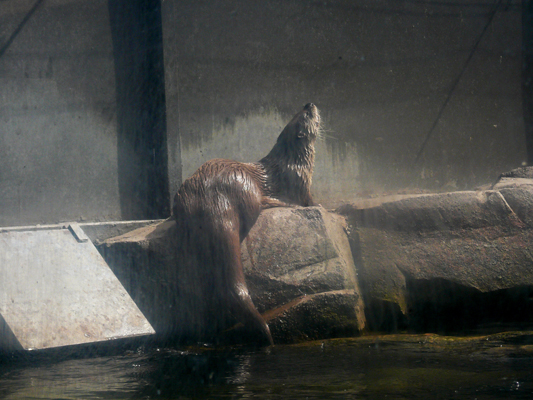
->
(303, 103), (319, 121)
(302, 103), (320, 131)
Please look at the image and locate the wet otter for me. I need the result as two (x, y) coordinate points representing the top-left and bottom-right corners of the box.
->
(172, 103), (320, 346)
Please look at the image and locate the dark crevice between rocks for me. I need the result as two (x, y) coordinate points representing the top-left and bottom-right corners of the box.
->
(364, 299), (408, 333)
(344, 229), (408, 333)
(404, 278), (533, 335)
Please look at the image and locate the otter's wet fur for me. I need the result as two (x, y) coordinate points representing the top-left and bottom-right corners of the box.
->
(172, 103), (320, 346)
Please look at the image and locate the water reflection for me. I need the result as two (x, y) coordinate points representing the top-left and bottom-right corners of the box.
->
(0, 354), (141, 399)
(0, 335), (532, 399)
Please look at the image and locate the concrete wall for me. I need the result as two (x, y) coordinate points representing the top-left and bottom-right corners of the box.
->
(0, 0), (526, 226)
(0, 0), (170, 227)
(162, 0), (525, 207)
(0, 0), (120, 226)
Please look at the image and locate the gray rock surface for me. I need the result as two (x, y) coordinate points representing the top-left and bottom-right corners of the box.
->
(337, 183), (533, 333)
(242, 207), (366, 343)
(263, 290), (364, 343)
(98, 207), (365, 344)
(97, 168), (533, 340)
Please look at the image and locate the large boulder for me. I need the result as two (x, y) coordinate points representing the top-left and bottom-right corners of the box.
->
(242, 207), (366, 342)
(98, 207), (365, 344)
(337, 183), (533, 333)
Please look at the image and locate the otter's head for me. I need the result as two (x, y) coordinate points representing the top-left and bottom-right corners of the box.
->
(259, 103), (320, 206)
(280, 103), (321, 144)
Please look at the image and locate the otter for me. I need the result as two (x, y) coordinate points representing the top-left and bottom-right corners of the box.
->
(172, 103), (320, 346)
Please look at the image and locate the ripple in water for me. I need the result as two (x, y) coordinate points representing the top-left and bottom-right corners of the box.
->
(0, 335), (532, 399)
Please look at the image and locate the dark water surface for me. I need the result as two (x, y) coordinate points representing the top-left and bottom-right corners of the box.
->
(1, 333), (532, 399)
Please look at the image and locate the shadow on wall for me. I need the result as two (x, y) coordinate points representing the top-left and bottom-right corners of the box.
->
(109, 0), (170, 220)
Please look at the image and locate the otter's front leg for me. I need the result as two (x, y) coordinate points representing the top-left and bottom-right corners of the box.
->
(261, 196), (291, 209)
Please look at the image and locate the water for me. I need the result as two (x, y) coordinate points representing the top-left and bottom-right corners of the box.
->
(1, 334), (532, 399)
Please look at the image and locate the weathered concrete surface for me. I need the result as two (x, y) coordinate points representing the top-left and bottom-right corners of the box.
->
(0, 0), (122, 226)
(98, 207), (365, 344)
(162, 0), (524, 206)
(1, 0), (525, 226)
(97, 220), (178, 339)
(337, 184), (533, 333)
(0, 226), (154, 351)
(78, 220), (164, 244)
(0, 220), (163, 246)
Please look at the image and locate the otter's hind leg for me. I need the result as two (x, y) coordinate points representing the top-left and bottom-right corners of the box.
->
(228, 282), (273, 346)
(197, 204), (272, 346)
(217, 223), (273, 346)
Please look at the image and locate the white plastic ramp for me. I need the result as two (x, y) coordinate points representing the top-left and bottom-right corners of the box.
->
(0, 223), (154, 351)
